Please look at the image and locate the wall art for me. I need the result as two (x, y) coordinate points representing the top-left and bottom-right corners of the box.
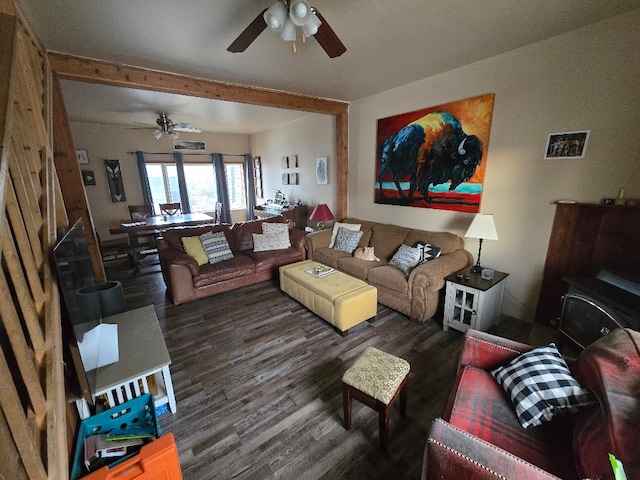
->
(281, 156), (289, 169)
(81, 170), (95, 186)
(375, 93), (495, 213)
(253, 156), (263, 198)
(289, 173), (298, 185)
(281, 173), (289, 185)
(104, 159), (126, 202)
(543, 131), (590, 159)
(316, 157), (328, 185)
(76, 149), (89, 164)
(173, 140), (206, 151)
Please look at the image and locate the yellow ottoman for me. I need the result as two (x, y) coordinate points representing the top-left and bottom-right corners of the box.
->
(342, 347), (410, 452)
(279, 260), (377, 335)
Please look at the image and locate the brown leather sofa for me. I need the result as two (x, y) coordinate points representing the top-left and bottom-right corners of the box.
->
(304, 218), (472, 324)
(157, 217), (306, 304)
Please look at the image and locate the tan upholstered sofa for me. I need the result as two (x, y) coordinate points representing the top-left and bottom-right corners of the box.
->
(304, 218), (472, 324)
(157, 217), (305, 304)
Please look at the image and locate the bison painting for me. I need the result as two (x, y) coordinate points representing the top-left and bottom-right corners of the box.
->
(377, 111), (483, 204)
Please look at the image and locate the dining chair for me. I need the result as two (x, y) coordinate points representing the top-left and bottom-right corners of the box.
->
(159, 202), (181, 216)
(128, 204), (153, 220)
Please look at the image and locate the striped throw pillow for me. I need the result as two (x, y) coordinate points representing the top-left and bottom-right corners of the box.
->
(200, 231), (234, 264)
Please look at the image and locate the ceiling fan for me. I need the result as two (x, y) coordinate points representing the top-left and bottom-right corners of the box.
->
(143, 113), (202, 140)
(228, 0), (346, 58)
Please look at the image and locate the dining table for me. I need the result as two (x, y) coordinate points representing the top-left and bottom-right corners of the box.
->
(108, 212), (215, 271)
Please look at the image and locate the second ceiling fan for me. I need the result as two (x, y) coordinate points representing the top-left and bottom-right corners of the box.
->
(227, 0), (346, 58)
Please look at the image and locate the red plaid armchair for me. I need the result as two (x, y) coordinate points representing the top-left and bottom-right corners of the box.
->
(422, 328), (640, 480)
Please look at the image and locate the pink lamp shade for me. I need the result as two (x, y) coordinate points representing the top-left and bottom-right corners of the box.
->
(309, 203), (334, 230)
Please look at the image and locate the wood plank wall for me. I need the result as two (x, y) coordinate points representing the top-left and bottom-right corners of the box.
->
(0, 1), (69, 478)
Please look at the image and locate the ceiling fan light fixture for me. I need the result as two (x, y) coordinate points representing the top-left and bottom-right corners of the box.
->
(279, 18), (297, 42)
(153, 130), (163, 139)
(302, 12), (321, 37)
(264, 2), (287, 32)
(289, 0), (311, 26)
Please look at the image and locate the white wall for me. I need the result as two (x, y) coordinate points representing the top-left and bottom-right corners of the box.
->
(249, 113), (337, 226)
(349, 10), (640, 322)
(69, 122), (250, 239)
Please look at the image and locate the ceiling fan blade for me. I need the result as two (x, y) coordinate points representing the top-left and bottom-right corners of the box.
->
(173, 126), (202, 133)
(313, 10), (346, 58)
(227, 9), (268, 53)
(172, 122), (193, 129)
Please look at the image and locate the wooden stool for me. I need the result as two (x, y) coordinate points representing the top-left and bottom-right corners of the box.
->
(342, 347), (410, 452)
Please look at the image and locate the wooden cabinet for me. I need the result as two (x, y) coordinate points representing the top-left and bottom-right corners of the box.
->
(443, 267), (509, 333)
(254, 204), (307, 229)
(535, 203), (640, 327)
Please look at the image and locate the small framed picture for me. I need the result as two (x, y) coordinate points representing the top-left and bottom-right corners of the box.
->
(316, 156), (328, 185)
(76, 149), (89, 164)
(281, 156), (289, 169)
(289, 173), (298, 185)
(544, 131), (590, 159)
(81, 170), (96, 186)
(289, 155), (298, 168)
(282, 173), (289, 185)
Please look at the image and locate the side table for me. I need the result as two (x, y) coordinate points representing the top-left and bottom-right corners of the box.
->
(443, 266), (509, 332)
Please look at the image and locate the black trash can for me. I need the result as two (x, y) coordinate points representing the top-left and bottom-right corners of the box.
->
(76, 281), (126, 322)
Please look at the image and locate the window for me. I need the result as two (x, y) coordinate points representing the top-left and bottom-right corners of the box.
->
(224, 163), (246, 210)
(145, 159), (246, 213)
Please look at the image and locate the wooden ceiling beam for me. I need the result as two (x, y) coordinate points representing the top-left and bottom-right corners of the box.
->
(47, 52), (348, 116)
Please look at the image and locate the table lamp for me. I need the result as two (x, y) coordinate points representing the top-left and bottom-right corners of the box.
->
(309, 203), (334, 230)
(465, 213), (498, 274)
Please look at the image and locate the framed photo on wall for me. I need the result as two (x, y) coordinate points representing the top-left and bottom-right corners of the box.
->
(76, 149), (89, 164)
(544, 130), (590, 159)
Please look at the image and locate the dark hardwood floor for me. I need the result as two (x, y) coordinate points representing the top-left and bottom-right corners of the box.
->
(105, 257), (534, 479)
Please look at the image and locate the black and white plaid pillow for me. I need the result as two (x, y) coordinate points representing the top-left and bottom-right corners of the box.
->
(491, 344), (595, 429)
(415, 242), (441, 265)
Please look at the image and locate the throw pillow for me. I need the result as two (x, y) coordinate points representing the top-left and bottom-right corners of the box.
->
(253, 232), (291, 252)
(328, 222), (361, 248)
(415, 242), (442, 265)
(200, 231), (234, 264)
(262, 222), (289, 235)
(389, 244), (421, 275)
(333, 227), (363, 254)
(181, 236), (209, 266)
(491, 343), (595, 429)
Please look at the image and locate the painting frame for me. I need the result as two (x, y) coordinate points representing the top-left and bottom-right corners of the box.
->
(104, 159), (126, 202)
(543, 130), (590, 159)
(81, 170), (95, 186)
(76, 149), (89, 164)
(316, 157), (328, 185)
(374, 93), (495, 213)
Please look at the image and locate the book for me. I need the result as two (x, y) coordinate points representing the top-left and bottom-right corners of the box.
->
(305, 265), (336, 277)
(84, 434), (145, 470)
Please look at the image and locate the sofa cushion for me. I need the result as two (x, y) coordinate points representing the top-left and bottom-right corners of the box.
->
(313, 247), (352, 269)
(182, 236), (209, 266)
(328, 222), (361, 248)
(333, 227), (363, 253)
(448, 366), (577, 479)
(572, 328), (640, 480)
(369, 224), (410, 261)
(252, 232), (291, 252)
(389, 244), (421, 275)
(230, 217), (286, 252)
(262, 222), (289, 235)
(367, 265), (409, 294)
(336, 256), (381, 281)
(404, 229), (464, 256)
(201, 231), (234, 264)
(491, 344), (595, 429)
(192, 253), (255, 287)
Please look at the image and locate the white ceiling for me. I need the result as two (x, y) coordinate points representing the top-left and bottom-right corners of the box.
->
(18, 0), (640, 134)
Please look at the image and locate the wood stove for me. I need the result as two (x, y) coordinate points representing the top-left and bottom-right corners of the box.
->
(559, 270), (640, 350)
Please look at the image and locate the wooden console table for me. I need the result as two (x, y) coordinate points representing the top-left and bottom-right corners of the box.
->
(73, 305), (176, 419)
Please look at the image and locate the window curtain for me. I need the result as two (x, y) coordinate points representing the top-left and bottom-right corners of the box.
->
(244, 154), (256, 220)
(212, 153), (231, 224)
(173, 152), (191, 213)
(135, 150), (155, 215)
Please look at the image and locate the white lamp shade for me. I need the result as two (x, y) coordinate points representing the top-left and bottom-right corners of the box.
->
(264, 2), (288, 32)
(302, 12), (321, 37)
(278, 18), (297, 41)
(289, 0), (311, 26)
(465, 214), (498, 240)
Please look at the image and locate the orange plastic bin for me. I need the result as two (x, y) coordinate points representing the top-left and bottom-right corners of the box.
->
(83, 433), (182, 480)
